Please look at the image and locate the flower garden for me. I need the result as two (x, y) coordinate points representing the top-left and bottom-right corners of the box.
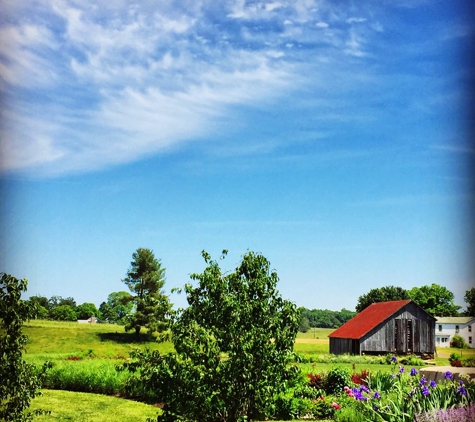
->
(279, 356), (475, 421)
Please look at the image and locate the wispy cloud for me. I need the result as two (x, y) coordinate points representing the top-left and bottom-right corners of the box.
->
(0, 0), (468, 176)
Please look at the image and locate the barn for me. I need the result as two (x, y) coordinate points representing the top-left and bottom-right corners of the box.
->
(328, 300), (436, 357)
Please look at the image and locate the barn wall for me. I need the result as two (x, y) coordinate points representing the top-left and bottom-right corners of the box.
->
(330, 338), (359, 355)
(360, 303), (435, 355)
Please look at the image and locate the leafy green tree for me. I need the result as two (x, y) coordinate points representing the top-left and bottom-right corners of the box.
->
(408, 284), (461, 316)
(99, 291), (134, 324)
(75, 302), (100, 320)
(122, 250), (299, 422)
(49, 305), (77, 321)
(463, 287), (475, 316)
(122, 248), (171, 337)
(0, 273), (51, 421)
(355, 286), (410, 313)
(28, 295), (50, 309)
(48, 296), (76, 310)
(298, 315), (311, 333)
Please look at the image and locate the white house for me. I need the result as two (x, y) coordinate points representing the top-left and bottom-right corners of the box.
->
(435, 316), (475, 348)
(77, 316), (98, 324)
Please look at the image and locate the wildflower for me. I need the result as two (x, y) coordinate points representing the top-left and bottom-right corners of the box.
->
(429, 380), (437, 388)
(419, 376), (427, 386)
(391, 355), (397, 363)
(399, 366), (405, 373)
(421, 386), (430, 396)
(373, 405), (379, 411)
(391, 374), (396, 379)
(373, 391), (381, 399)
(459, 379), (464, 386)
(332, 402), (341, 409)
(320, 395), (325, 401)
(410, 368), (418, 376)
(457, 386), (467, 396)
(444, 371), (453, 379)
(360, 385), (370, 393)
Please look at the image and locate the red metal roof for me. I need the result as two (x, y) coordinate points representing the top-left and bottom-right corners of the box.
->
(328, 300), (412, 340)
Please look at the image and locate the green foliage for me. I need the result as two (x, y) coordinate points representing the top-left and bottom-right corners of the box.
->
(463, 287), (475, 316)
(450, 335), (469, 349)
(325, 367), (352, 395)
(122, 248), (171, 337)
(0, 273), (51, 421)
(355, 286), (409, 313)
(298, 315), (311, 333)
(76, 302), (100, 320)
(298, 307), (356, 328)
(99, 291), (133, 325)
(48, 296), (77, 310)
(122, 250), (299, 422)
(408, 284), (461, 317)
(49, 305), (77, 321)
(341, 368), (475, 422)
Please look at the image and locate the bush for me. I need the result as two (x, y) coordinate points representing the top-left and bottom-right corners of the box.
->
(325, 367), (352, 395)
(450, 335), (469, 349)
(307, 372), (326, 390)
(351, 370), (369, 387)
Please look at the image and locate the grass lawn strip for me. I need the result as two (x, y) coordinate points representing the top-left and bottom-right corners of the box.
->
(30, 390), (160, 422)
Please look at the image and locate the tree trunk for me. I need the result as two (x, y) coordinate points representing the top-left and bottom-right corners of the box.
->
(135, 325), (140, 338)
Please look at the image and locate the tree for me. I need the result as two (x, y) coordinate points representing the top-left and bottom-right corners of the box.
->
(48, 296), (76, 310)
(28, 295), (49, 309)
(408, 284), (461, 316)
(122, 248), (171, 337)
(99, 291), (133, 324)
(298, 315), (311, 333)
(75, 302), (100, 320)
(122, 250), (299, 422)
(355, 286), (410, 313)
(0, 273), (51, 421)
(463, 287), (475, 316)
(49, 305), (77, 321)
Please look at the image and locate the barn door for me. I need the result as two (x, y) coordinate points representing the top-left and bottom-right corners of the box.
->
(395, 319), (406, 353)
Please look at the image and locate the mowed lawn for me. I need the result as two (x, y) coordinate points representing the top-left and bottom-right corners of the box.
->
(22, 320), (473, 421)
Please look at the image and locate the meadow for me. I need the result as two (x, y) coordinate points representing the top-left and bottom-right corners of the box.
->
(24, 320), (475, 421)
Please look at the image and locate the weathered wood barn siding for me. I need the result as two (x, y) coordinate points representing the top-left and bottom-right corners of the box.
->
(359, 303), (435, 354)
(329, 301), (436, 355)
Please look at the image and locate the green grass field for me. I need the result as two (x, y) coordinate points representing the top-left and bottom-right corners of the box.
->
(30, 390), (160, 422)
(21, 320), (475, 421)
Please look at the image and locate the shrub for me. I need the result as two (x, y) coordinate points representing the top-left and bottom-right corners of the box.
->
(307, 373), (326, 390)
(325, 367), (352, 395)
(351, 370), (370, 387)
(451, 335), (469, 349)
(415, 404), (475, 422)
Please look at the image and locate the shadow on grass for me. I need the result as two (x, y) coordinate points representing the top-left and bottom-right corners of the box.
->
(98, 332), (156, 344)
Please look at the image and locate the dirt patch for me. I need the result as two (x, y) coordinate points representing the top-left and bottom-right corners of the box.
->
(294, 339), (328, 344)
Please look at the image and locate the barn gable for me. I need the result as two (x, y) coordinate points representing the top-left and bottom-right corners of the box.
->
(329, 300), (436, 356)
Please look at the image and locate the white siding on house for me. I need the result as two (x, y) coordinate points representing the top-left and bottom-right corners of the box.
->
(435, 317), (475, 348)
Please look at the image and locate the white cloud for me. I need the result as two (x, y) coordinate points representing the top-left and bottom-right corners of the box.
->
(347, 17), (367, 24)
(315, 22), (329, 28)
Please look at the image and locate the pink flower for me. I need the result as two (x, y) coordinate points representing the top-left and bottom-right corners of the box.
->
(332, 402), (341, 409)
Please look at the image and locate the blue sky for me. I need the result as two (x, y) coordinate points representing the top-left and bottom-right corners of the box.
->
(0, 0), (474, 312)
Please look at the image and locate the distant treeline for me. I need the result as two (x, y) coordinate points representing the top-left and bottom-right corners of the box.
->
(298, 307), (356, 331)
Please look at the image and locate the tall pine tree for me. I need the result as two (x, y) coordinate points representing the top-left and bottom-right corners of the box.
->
(123, 248), (171, 338)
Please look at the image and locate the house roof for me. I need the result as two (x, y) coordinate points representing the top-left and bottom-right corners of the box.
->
(328, 300), (413, 340)
(436, 316), (475, 324)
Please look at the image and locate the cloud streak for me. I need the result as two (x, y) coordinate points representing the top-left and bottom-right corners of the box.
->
(0, 0), (469, 176)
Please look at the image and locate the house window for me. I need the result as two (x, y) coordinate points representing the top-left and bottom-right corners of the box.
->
(438, 325), (442, 332)
(455, 325), (459, 333)
(470, 337), (472, 344)
(469, 325), (472, 333)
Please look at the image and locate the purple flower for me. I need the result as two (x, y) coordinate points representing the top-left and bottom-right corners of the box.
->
(421, 386), (430, 396)
(410, 368), (418, 376)
(391, 374), (396, 379)
(429, 380), (437, 388)
(419, 377), (427, 386)
(459, 379), (464, 386)
(391, 355), (397, 362)
(457, 386), (467, 396)
(444, 371), (453, 379)
(360, 385), (370, 393)
(399, 366), (405, 373)
(373, 405), (379, 411)
(373, 391), (381, 399)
